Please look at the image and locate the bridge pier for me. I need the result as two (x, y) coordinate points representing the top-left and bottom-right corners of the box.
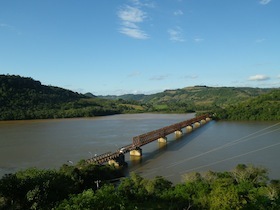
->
(158, 137), (167, 143)
(130, 147), (142, 157)
(193, 122), (201, 128)
(200, 119), (206, 125)
(175, 130), (183, 138)
(108, 159), (121, 167)
(186, 125), (193, 132)
(206, 117), (211, 122)
(108, 153), (126, 167)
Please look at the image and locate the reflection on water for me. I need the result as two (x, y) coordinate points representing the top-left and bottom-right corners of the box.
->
(0, 114), (280, 183)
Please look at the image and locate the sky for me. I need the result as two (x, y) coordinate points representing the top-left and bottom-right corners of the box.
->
(0, 0), (279, 95)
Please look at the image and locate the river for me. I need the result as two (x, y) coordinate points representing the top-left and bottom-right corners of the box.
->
(0, 113), (279, 183)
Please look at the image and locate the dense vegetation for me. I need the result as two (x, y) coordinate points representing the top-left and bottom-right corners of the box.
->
(0, 75), (146, 120)
(1, 164), (279, 209)
(103, 86), (280, 121)
(214, 89), (280, 121)
(102, 86), (273, 113)
(0, 160), (124, 210)
(1, 75), (279, 121)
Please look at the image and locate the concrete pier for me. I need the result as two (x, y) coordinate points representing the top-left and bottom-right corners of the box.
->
(193, 122), (201, 128)
(130, 148), (142, 156)
(158, 137), (167, 143)
(175, 130), (183, 138)
(186, 125), (193, 132)
(108, 153), (126, 167)
(200, 119), (206, 125)
(108, 159), (120, 167)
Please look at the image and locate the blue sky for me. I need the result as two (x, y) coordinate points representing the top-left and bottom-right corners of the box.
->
(1, 0), (279, 95)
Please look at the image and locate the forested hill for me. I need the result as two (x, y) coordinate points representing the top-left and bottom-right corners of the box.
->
(1, 75), (279, 121)
(1, 74), (85, 104)
(0, 75), (145, 120)
(0, 75), (83, 120)
(102, 86), (274, 113)
(215, 89), (280, 121)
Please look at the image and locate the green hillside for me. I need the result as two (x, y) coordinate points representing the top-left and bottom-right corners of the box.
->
(1, 75), (278, 121)
(215, 89), (280, 121)
(0, 75), (145, 120)
(104, 86), (274, 113)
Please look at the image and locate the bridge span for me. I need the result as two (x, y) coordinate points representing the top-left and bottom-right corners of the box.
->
(86, 114), (211, 167)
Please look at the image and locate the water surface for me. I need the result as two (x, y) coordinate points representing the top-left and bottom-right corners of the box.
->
(0, 114), (279, 183)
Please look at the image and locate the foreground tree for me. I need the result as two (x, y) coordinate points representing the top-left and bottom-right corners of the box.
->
(1, 164), (280, 209)
(0, 168), (76, 209)
(56, 185), (126, 210)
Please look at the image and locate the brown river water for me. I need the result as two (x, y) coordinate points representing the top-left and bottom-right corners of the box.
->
(0, 113), (280, 183)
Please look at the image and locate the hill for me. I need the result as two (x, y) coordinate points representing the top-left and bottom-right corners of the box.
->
(0, 75), (145, 120)
(101, 93), (147, 101)
(1, 75), (279, 120)
(215, 89), (280, 120)
(102, 86), (274, 113)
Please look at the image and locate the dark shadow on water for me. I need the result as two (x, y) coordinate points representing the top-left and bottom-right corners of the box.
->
(167, 121), (214, 152)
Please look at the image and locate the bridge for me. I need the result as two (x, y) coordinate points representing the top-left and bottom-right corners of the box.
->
(86, 114), (211, 167)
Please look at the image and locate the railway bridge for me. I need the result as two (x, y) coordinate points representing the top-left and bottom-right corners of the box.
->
(86, 114), (211, 167)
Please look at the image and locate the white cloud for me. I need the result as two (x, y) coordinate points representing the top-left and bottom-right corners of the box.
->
(248, 74), (270, 81)
(118, 5), (146, 23)
(277, 75), (280, 79)
(174, 10), (184, 16)
(122, 21), (138, 29)
(150, 74), (169, 81)
(259, 0), (272, 5)
(117, 5), (149, 39)
(168, 27), (185, 42)
(130, 0), (155, 8)
(119, 27), (148, 39)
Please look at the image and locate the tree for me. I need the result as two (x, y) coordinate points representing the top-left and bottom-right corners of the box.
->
(231, 164), (268, 185)
(0, 168), (76, 209)
(208, 177), (241, 210)
(56, 185), (126, 210)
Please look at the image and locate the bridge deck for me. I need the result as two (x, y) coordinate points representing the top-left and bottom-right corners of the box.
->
(132, 114), (209, 147)
(86, 114), (210, 165)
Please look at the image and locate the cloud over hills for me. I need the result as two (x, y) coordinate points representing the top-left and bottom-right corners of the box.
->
(248, 74), (270, 81)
